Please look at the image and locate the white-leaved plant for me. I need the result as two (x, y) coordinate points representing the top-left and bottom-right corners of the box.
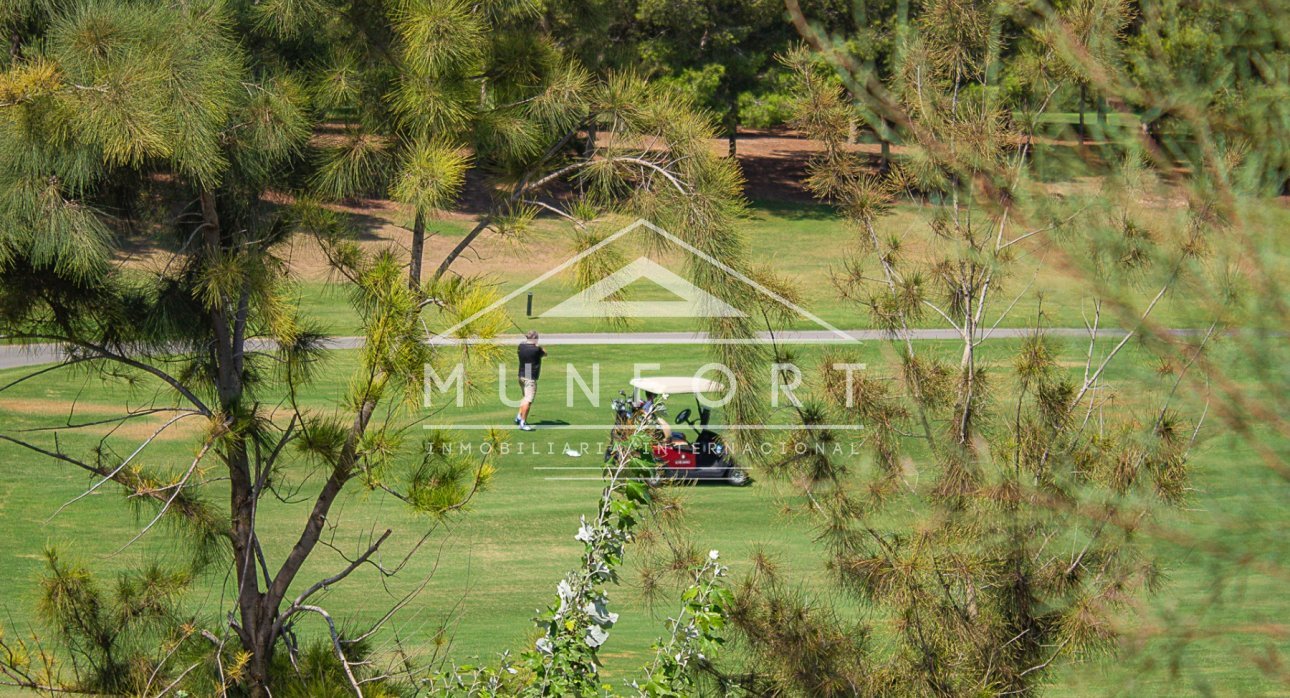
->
(428, 400), (735, 697)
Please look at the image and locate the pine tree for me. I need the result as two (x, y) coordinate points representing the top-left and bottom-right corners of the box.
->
(0, 1), (760, 695)
(724, 1), (1241, 694)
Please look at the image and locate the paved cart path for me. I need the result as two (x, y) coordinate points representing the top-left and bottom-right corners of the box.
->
(0, 327), (1173, 370)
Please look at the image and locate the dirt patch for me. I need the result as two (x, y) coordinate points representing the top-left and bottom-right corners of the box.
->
(266, 128), (873, 279)
(275, 212), (585, 281)
(102, 413), (208, 443)
(732, 128), (887, 202)
(106, 127), (1168, 281)
(0, 399), (208, 442)
(2, 397), (123, 417)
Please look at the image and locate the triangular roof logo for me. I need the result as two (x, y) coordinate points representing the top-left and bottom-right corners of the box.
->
(431, 219), (854, 344)
(540, 256), (745, 318)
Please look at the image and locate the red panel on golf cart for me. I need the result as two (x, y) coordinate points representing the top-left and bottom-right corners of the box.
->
(652, 444), (695, 468)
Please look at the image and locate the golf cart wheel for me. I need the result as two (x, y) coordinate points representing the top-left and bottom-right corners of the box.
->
(725, 466), (750, 486)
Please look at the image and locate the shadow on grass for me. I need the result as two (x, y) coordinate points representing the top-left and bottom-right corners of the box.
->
(749, 198), (838, 221)
(348, 210), (399, 241)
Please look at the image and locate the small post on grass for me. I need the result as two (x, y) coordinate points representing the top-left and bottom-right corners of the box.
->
(526, 292), (534, 317)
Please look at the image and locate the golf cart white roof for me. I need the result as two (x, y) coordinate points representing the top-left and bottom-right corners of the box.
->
(629, 376), (725, 395)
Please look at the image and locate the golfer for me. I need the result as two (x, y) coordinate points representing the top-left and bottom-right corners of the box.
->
(515, 330), (546, 431)
(641, 391), (686, 445)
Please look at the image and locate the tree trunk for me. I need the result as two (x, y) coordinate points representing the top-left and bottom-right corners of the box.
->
(238, 494), (272, 698)
(726, 94), (738, 158)
(578, 119), (596, 196)
(409, 209), (425, 289)
(435, 217), (488, 281)
(238, 478), (273, 698)
(235, 406), (368, 698)
(1077, 84), (1086, 144)
(246, 647), (273, 698)
(880, 118), (892, 173)
(198, 190), (240, 407)
(584, 118), (597, 157)
(200, 188), (274, 697)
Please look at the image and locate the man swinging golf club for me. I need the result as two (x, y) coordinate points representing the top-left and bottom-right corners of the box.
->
(515, 330), (545, 431)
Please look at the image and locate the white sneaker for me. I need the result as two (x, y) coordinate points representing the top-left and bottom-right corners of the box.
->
(520, 423), (535, 431)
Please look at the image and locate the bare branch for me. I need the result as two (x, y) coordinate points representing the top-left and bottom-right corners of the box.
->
(295, 605), (364, 698)
(149, 662), (202, 698)
(46, 411), (203, 521)
(289, 529), (393, 610)
(0, 356), (94, 393)
(6, 335), (212, 415)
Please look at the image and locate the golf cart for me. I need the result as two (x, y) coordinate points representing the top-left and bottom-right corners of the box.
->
(609, 376), (749, 486)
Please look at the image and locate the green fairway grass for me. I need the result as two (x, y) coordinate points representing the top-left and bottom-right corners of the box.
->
(1, 338), (1285, 695)
(293, 196), (1290, 339)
